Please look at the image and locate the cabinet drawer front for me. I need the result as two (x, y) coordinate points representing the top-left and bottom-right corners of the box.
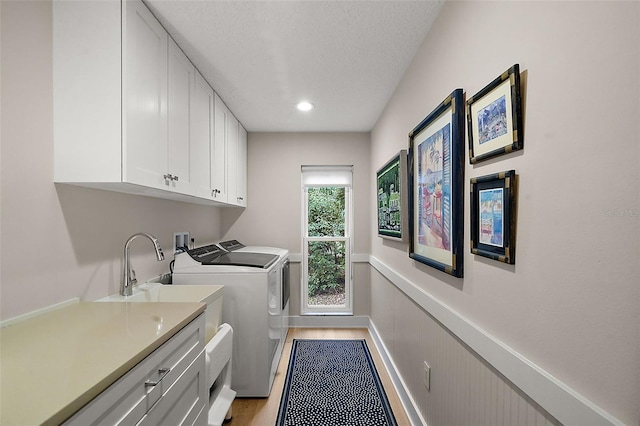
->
(148, 315), (204, 407)
(64, 314), (205, 426)
(137, 351), (207, 426)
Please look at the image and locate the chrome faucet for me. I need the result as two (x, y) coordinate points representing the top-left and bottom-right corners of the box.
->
(121, 233), (165, 296)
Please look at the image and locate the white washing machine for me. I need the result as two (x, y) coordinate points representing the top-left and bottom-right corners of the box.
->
(217, 241), (290, 340)
(172, 243), (286, 397)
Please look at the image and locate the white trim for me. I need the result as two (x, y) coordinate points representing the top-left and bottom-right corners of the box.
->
(0, 298), (80, 328)
(288, 253), (368, 263)
(369, 256), (623, 426)
(301, 182), (353, 315)
(368, 321), (426, 426)
(288, 315), (369, 328)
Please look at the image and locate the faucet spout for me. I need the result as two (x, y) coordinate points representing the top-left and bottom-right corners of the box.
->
(121, 233), (165, 296)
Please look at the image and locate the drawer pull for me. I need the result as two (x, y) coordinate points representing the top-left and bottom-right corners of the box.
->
(145, 368), (170, 387)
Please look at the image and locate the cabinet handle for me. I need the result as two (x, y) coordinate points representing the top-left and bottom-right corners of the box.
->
(173, 175), (179, 182)
(212, 189), (220, 197)
(145, 368), (171, 387)
(237, 197), (243, 201)
(163, 174), (173, 181)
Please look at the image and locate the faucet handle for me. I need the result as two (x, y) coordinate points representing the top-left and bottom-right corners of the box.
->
(130, 268), (138, 286)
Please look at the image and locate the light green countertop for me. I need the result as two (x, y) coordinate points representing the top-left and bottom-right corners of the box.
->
(0, 301), (205, 425)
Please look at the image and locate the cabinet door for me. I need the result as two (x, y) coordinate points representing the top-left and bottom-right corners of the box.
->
(236, 124), (248, 207)
(226, 113), (239, 205)
(212, 94), (229, 203)
(191, 71), (214, 199)
(167, 37), (195, 194)
(123, 0), (168, 188)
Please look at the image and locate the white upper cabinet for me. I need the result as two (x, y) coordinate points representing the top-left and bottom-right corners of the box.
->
(191, 71), (215, 200)
(123, 0), (168, 189)
(212, 94), (248, 207)
(53, 0), (246, 207)
(167, 37), (196, 193)
(226, 112), (240, 205)
(212, 94), (229, 203)
(236, 124), (248, 207)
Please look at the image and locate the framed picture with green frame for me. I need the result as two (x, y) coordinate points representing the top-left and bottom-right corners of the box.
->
(376, 150), (408, 242)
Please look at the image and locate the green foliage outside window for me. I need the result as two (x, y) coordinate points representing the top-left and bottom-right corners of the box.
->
(307, 187), (346, 297)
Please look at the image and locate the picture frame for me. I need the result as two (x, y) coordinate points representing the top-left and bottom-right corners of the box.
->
(467, 64), (523, 164)
(377, 150), (408, 241)
(470, 170), (517, 264)
(408, 89), (465, 277)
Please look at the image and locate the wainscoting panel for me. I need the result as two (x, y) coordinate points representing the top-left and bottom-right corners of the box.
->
(369, 256), (622, 426)
(371, 267), (561, 426)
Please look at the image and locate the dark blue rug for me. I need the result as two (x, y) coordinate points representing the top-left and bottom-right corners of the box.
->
(276, 339), (398, 426)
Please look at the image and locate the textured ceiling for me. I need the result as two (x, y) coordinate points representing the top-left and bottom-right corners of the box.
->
(145, 0), (445, 132)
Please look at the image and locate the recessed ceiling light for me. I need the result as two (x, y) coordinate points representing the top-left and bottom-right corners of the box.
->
(296, 101), (314, 112)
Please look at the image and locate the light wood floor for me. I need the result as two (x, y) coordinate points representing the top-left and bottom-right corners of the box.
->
(229, 328), (411, 425)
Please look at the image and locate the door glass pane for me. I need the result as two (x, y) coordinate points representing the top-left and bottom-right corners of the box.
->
(307, 187), (345, 237)
(307, 240), (346, 307)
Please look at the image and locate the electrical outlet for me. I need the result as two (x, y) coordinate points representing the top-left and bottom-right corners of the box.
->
(173, 232), (190, 252)
(423, 361), (431, 390)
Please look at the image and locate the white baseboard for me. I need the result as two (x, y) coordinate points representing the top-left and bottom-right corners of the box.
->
(368, 321), (426, 426)
(289, 315), (369, 328)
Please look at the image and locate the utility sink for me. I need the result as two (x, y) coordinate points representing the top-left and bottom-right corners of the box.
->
(97, 282), (223, 342)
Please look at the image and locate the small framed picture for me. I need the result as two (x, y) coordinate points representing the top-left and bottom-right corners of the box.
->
(467, 64), (523, 164)
(377, 150), (408, 241)
(408, 89), (465, 277)
(470, 170), (517, 264)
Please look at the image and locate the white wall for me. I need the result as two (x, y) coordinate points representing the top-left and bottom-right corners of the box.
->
(0, 1), (224, 320)
(370, 1), (639, 424)
(221, 132), (371, 316)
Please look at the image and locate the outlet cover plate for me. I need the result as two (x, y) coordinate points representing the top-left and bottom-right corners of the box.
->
(173, 232), (190, 252)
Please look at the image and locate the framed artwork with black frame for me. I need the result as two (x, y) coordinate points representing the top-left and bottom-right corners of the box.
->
(408, 89), (465, 277)
(377, 150), (408, 241)
(467, 64), (523, 164)
(470, 170), (517, 264)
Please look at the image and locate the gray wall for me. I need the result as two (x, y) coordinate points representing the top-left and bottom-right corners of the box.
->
(221, 132), (371, 316)
(370, 1), (639, 424)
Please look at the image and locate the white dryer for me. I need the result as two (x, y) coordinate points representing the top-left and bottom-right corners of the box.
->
(172, 244), (285, 397)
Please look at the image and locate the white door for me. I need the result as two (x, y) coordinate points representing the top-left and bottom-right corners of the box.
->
(226, 113), (239, 205)
(236, 124), (248, 207)
(123, 0), (168, 188)
(167, 37), (195, 193)
(212, 94), (229, 202)
(191, 71), (214, 199)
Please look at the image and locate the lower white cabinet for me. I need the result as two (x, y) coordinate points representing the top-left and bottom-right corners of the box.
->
(64, 314), (207, 426)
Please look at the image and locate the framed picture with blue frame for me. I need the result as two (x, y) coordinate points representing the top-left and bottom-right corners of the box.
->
(408, 89), (465, 278)
(467, 64), (523, 164)
(377, 150), (408, 241)
(470, 170), (517, 264)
